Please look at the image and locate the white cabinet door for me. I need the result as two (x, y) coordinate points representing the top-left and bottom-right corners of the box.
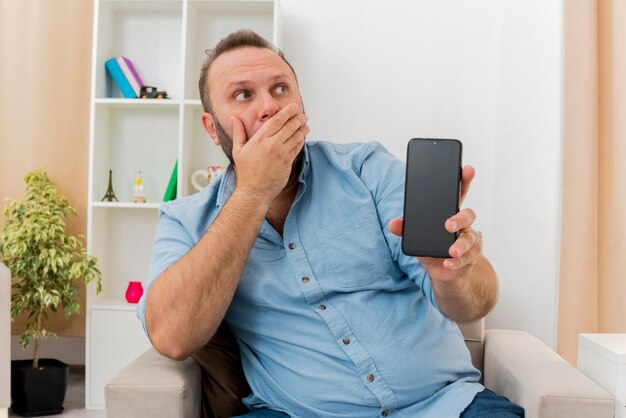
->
(88, 308), (152, 408)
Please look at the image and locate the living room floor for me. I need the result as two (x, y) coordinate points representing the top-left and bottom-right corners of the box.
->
(10, 365), (105, 418)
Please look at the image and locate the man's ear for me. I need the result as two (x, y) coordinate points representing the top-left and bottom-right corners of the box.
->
(201, 112), (220, 146)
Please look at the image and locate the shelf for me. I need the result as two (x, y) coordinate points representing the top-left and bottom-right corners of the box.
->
(187, 1), (274, 13)
(88, 208), (159, 304)
(98, 0), (183, 14)
(184, 99), (203, 107)
(87, 0), (280, 408)
(183, 0), (275, 99)
(94, 2), (182, 99)
(95, 98), (180, 108)
(182, 105), (229, 195)
(90, 299), (142, 312)
(92, 201), (162, 209)
(92, 105), (178, 203)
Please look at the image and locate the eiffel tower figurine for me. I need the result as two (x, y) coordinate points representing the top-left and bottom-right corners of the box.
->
(101, 169), (119, 202)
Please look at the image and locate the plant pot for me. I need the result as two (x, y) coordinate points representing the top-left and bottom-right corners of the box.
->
(11, 359), (69, 417)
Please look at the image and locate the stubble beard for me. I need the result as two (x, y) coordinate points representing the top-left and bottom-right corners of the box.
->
(213, 115), (305, 180)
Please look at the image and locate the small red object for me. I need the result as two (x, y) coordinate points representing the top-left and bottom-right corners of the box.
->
(125, 281), (144, 303)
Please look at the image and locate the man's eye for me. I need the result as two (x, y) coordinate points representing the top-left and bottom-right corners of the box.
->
(234, 91), (250, 101)
(274, 84), (287, 94)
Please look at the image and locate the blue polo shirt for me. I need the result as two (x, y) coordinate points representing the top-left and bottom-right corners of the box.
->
(138, 141), (483, 417)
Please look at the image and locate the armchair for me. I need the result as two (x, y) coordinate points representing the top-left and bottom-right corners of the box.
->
(105, 320), (614, 418)
(1, 262), (11, 418)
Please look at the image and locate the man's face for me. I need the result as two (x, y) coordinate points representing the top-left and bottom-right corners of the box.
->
(201, 47), (304, 165)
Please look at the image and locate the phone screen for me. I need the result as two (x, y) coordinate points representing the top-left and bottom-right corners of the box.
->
(402, 138), (462, 258)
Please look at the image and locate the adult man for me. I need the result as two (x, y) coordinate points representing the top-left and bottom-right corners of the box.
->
(138, 30), (524, 417)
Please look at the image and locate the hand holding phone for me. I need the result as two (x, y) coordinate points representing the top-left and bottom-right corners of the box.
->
(402, 138), (462, 258)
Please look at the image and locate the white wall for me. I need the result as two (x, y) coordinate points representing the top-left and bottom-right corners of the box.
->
(280, 0), (563, 348)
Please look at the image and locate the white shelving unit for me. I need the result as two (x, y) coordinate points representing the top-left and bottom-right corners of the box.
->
(86, 0), (281, 408)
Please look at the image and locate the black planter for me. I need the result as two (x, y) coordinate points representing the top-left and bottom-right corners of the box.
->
(11, 359), (69, 417)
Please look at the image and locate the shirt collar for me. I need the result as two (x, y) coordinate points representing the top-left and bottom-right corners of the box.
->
(216, 163), (236, 208)
(216, 143), (311, 208)
(298, 142), (311, 183)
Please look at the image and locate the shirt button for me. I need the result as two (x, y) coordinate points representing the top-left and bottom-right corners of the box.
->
(319, 304), (327, 311)
(302, 277), (310, 283)
(342, 337), (350, 345)
(288, 243), (297, 250)
(367, 374), (375, 382)
(381, 411), (389, 417)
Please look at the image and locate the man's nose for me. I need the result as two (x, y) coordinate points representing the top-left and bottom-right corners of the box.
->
(257, 93), (281, 122)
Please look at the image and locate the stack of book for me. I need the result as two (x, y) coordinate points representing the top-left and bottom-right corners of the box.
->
(105, 56), (144, 99)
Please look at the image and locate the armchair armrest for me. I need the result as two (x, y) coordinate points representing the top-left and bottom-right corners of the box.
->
(105, 347), (201, 418)
(484, 329), (614, 418)
(1, 262), (11, 414)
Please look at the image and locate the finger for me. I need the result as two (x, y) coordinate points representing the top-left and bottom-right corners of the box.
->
(445, 208), (476, 233)
(262, 103), (302, 137)
(388, 218), (403, 236)
(288, 125), (309, 159)
(287, 125), (308, 156)
(459, 165), (475, 204)
(448, 228), (477, 258)
(231, 116), (246, 153)
(444, 241), (481, 270)
(288, 137), (305, 159)
(278, 114), (309, 144)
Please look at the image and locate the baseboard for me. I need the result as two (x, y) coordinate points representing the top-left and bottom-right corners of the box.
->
(0, 407), (7, 418)
(11, 336), (85, 365)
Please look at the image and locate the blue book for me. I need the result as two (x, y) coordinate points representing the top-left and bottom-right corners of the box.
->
(105, 57), (136, 98)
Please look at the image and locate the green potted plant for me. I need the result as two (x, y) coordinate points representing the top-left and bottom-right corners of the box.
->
(0, 169), (102, 417)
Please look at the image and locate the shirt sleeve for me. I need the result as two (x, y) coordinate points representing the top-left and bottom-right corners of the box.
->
(137, 209), (196, 340)
(356, 141), (439, 309)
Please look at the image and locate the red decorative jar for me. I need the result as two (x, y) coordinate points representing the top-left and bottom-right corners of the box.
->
(125, 281), (144, 303)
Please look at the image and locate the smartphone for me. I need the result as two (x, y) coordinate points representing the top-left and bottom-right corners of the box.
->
(402, 138), (463, 258)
